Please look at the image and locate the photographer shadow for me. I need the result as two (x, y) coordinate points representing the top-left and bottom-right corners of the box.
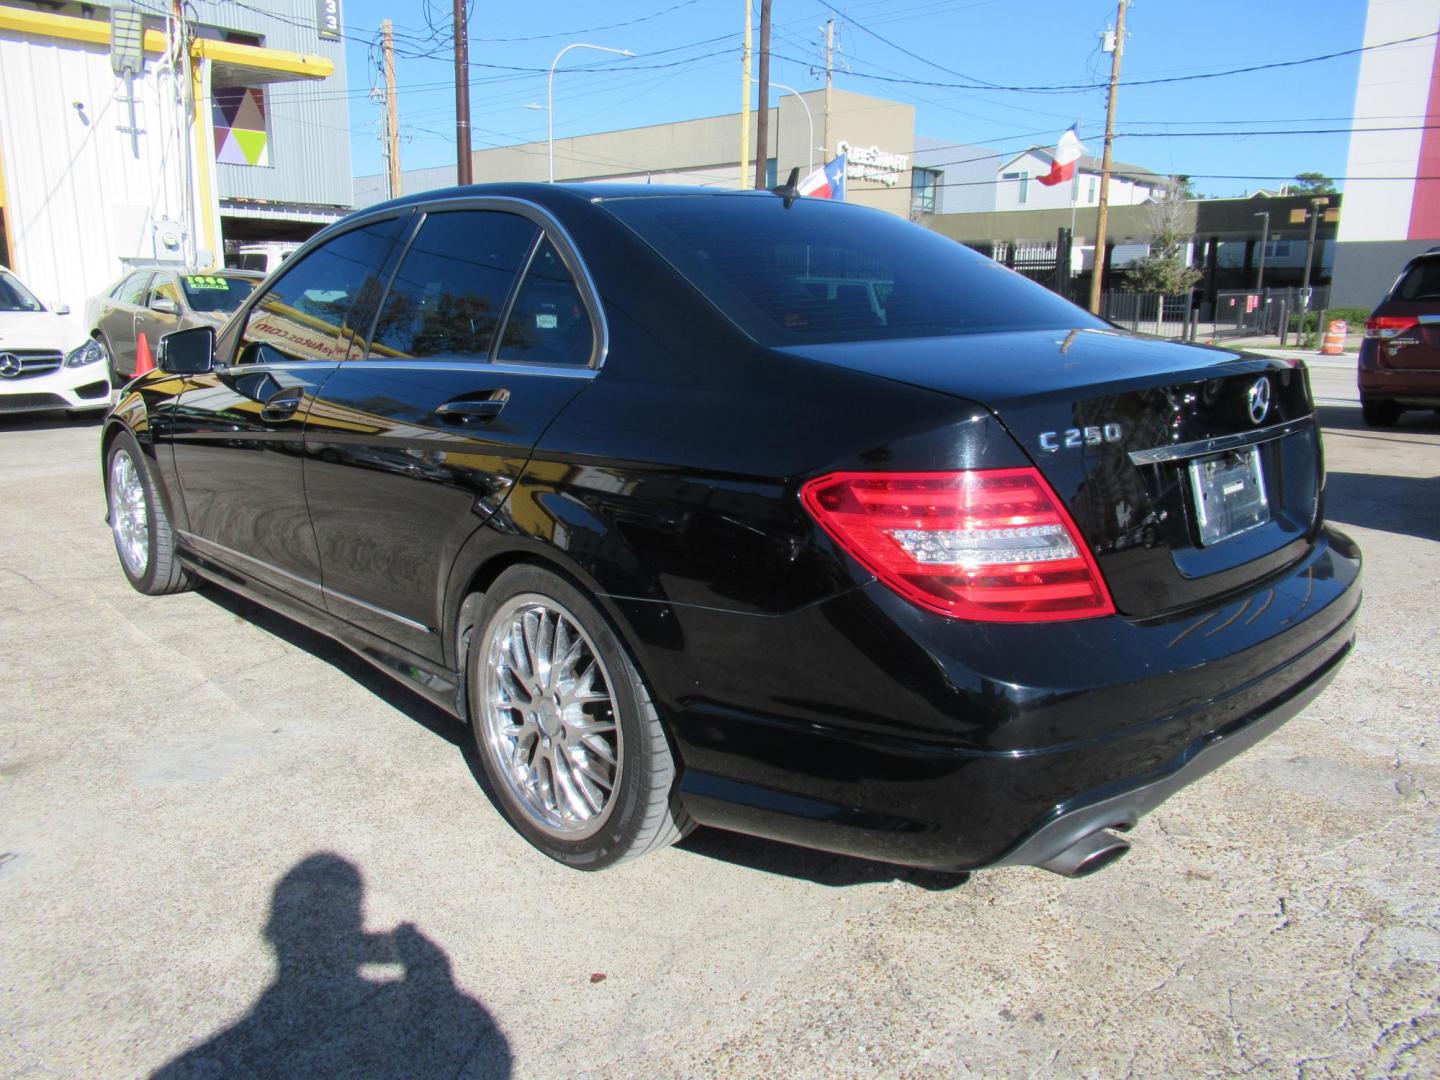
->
(153, 853), (510, 1079)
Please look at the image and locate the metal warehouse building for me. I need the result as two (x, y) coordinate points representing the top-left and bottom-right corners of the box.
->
(0, 0), (353, 316)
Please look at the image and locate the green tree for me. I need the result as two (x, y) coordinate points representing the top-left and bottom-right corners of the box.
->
(1291, 172), (1337, 195)
(1125, 178), (1202, 295)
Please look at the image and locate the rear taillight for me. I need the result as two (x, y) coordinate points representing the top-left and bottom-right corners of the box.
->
(800, 469), (1115, 623)
(1365, 315), (1413, 339)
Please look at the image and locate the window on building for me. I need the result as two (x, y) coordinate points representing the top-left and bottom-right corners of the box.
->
(1087, 176), (1097, 203)
(370, 211), (539, 362)
(1003, 171), (1030, 205)
(911, 168), (941, 215)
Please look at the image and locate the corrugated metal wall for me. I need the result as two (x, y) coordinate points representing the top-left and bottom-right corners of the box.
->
(0, 32), (194, 317)
(190, 0), (353, 210)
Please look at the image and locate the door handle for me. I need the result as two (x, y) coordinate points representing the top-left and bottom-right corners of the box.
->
(260, 393), (303, 422)
(435, 390), (510, 424)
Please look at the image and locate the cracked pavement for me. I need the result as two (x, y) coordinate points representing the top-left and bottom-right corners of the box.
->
(1, 362), (1436, 1078)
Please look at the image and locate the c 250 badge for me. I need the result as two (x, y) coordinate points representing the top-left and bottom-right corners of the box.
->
(1038, 424), (1123, 452)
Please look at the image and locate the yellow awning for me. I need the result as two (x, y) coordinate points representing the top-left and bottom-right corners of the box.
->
(0, 7), (334, 81)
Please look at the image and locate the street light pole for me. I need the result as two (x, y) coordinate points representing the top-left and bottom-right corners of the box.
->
(1253, 211), (1269, 293)
(1300, 196), (1328, 307)
(548, 43), (633, 183)
(754, 79), (814, 174)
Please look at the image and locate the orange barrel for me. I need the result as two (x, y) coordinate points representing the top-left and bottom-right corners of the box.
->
(1319, 320), (1347, 356)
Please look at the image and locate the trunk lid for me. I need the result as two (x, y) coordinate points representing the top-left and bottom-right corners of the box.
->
(783, 328), (1322, 618)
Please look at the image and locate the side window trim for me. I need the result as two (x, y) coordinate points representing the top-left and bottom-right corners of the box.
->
(374, 195), (608, 369)
(222, 209), (415, 367)
(350, 209), (425, 362)
(488, 229), (546, 363)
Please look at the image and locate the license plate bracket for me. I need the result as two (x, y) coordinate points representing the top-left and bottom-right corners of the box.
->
(1188, 445), (1270, 546)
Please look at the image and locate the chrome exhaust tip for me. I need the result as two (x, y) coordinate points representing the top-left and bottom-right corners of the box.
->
(1036, 829), (1131, 878)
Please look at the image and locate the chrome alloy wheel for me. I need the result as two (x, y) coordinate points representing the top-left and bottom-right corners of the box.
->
(109, 449), (150, 577)
(480, 595), (623, 839)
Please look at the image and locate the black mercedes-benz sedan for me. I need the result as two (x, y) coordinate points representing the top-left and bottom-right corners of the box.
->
(101, 183), (1360, 879)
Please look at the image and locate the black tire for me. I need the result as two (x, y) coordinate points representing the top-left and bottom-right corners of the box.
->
(1360, 397), (1401, 427)
(466, 564), (691, 870)
(104, 429), (195, 596)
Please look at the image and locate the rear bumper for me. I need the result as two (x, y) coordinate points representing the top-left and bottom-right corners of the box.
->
(1358, 343), (1440, 403)
(647, 528), (1361, 872)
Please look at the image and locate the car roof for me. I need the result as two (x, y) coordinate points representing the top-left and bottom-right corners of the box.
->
(363, 181), (801, 216)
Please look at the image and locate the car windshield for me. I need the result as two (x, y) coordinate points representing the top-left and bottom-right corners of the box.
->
(0, 273), (44, 313)
(600, 194), (1105, 346)
(181, 274), (257, 314)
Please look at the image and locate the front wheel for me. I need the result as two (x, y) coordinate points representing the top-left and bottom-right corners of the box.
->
(466, 565), (691, 870)
(105, 431), (194, 595)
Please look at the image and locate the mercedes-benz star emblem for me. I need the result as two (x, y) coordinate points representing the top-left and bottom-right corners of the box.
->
(1247, 376), (1271, 425)
(0, 353), (22, 379)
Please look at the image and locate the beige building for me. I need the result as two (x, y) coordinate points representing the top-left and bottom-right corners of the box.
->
(356, 89), (918, 219)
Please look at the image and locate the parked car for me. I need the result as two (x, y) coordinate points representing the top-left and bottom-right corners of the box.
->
(100, 184), (1361, 878)
(0, 267), (111, 417)
(87, 268), (261, 382)
(224, 241), (300, 276)
(1358, 248), (1440, 425)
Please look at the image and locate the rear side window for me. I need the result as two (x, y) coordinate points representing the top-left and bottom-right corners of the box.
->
(602, 195), (1104, 346)
(369, 210), (538, 362)
(497, 237), (595, 366)
(235, 217), (403, 365)
(1395, 259), (1440, 301)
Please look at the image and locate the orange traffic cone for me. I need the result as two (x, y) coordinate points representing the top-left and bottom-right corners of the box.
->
(135, 332), (155, 375)
(1319, 320), (1347, 356)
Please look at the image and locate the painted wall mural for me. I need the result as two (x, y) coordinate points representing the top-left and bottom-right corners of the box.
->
(213, 86), (270, 167)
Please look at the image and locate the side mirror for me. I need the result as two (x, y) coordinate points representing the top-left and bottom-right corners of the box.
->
(158, 326), (215, 374)
(150, 296), (180, 316)
(54, 303), (71, 315)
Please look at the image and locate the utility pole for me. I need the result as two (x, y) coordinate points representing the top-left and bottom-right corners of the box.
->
(1253, 210), (1269, 292)
(753, 0), (772, 189)
(1301, 196), (1328, 306)
(453, 0), (472, 185)
(1087, 0), (1127, 314)
(382, 20), (402, 198)
(739, 0), (752, 189)
(823, 16), (834, 158)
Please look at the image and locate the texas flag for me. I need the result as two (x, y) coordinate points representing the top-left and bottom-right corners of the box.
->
(798, 154), (847, 200)
(1037, 124), (1086, 187)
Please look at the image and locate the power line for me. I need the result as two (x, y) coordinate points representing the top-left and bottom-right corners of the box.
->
(814, 0), (1002, 89)
(775, 29), (1440, 95)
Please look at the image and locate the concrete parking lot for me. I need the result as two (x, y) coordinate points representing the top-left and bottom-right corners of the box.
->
(2, 356), (1437, 1078)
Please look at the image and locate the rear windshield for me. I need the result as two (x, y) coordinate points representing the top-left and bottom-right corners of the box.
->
(182, 274), (257, 313)
(1395, 258), (1440, 301)
(600, 195), (1104, 345)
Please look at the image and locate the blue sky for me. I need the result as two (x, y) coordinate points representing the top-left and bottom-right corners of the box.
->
(333, 0), (1380, 197)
